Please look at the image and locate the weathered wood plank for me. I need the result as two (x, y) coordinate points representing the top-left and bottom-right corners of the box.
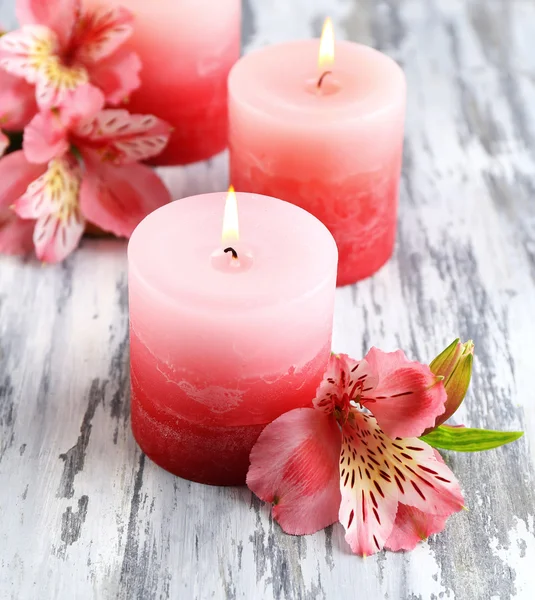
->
(0, 0), (534, 598)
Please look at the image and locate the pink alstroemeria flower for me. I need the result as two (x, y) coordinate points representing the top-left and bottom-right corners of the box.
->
(0, 0), (141, 109)
(247, 349), (465, 556)
(0, 87), (171, 262)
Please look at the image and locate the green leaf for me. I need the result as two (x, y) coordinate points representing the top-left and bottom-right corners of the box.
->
(421, 425), (524, 452)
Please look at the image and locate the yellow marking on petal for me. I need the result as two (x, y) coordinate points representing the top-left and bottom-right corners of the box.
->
(40, 55), (89, 92)
(18, 30), (89, 98)
(25, 34), (57, 72)
(43, 158), (82, 223)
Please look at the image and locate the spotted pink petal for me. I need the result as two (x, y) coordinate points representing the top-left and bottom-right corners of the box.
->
(15, 155), (80, 219)
(73, 5), (134, 65)
(339, 411), (463, 556)
(79, 155), (171, 238)
(0, 68), (37, 130)
(28, 157), (84, 262)
(247, 408), (342, 535)
(0, 150), (47, 209)
(16, 0), (80, 48)
(75, 110), (171, 164)
(339, 413), (399, 556)
(87, 48), (142, 105)
(385, 452), (454, 551)
(34, 57), (90, 109)
(384, 505), (450, 552)
(33, 209), (85, 262)
(0, 25), (59, 83)
(362, 348), (446, 439)
(23, 111), (69, 164)
(0, 131), (8, 157)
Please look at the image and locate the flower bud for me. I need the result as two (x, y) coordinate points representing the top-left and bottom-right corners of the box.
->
(428, 339), (474, 430)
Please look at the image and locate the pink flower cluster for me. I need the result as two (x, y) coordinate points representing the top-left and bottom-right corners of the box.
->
(0, 0), (171, 262)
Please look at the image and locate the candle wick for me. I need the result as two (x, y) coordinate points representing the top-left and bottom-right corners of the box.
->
(317, 70), (332, 89)
(224, 247), (239, 259)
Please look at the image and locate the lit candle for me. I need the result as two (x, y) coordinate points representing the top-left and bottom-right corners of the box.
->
(86, 0), (241, 166)
(228, 19), (406, 286)
(128, 189), (337, 485)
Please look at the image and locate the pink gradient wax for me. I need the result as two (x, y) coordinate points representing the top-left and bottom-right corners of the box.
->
(88, 0), (241, 165)
(228, 40), (406, 286)
(128, 193), (337, 485)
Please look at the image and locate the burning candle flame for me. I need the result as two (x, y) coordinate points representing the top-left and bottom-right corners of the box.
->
(222, 185), (239, 243)
(318, 17), (334, 71)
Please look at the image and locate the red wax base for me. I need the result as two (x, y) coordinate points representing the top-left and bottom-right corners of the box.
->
(144, 104), (228, 166)
(129, 332), (331, 486)
(230, 152), (402, 286)
(131, 391), (265, 486)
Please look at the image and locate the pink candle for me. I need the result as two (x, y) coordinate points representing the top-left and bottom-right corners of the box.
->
(128, 191), (337, 485)
(228, 21), (406, 286)
(87, 0), (241, 166)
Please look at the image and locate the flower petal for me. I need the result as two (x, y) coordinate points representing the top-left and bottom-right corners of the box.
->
(87, 48), (141, 105)
(388, 436), (464, 515)
(79, 157), (171, 237)
(385, 451), (459, 551)
(362, 348), (446, 439)
(384, 505), (450, 552)
(73, 5), (134, 65)
(15, 155), (80, 219)
(59, 83), (105, 125)
(313, 354), (350, 415)
(33, 209), (84, 262)
(247, 408), (342, 535)
(75, 110), (171, 164)
(0, 150), (47, 209)
(0, 150), (46, 256)
(314, 354), (377, 419)
(0, 211), (34, 256)
(339, 411), (463, 556)
(35, 55), (89, 109)
(339, 412), (399, 556)
(16, 0), (80, 48)
(0, 25), (58, 84)
(0, 68), (37, 130)
(28, 157), (84, 262)
(23, 111), (69, 164)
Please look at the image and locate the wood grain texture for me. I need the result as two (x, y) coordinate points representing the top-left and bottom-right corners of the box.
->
(1, 0), (534, 598)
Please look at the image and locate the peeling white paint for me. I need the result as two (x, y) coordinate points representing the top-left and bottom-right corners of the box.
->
(491, 517), (535, 600)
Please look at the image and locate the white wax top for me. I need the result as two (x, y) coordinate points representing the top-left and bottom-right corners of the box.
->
(228, 40), (405, 127)
(129, 193), (337, 311)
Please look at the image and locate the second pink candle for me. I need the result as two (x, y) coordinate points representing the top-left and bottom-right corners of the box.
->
(229, 36), (406, 286)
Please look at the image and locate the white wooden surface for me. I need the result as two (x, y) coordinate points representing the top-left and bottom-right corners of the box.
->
(1, 0), (535, 598)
